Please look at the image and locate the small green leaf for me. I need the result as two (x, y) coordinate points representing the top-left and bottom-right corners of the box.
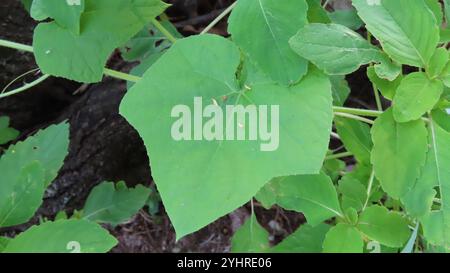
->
(353, 0), (440, 68)
(231, 215), (269, 253)
(428, 48), (448, 79)
(371, 109), (428, 199)
(328, 8), (363, 30)
(290, 23), (383, 75)
(3, 219), (117, 253)
(420, 121), (450, 250)
(272, 223), (330, 253)
(393, 72), (443, 122)
(367, 66), (402, 101)
(0, 122), (69, 227)
(306, 0), (331, 24)
(83, 181), (151, 226)
(338, 176), (367, 212)
(322, 223), (363, 253)
(425, 0), (444, 27)
(345, 207), (359, 226)
(335, 117), (373, 164)
(256, 174), (343, 226)
(330, 75), (350, 106)
(0, 237), (10, 252)
(357, 205), (411, 248)
(228, 0), (309, 85)
(0, 116), (19, 145)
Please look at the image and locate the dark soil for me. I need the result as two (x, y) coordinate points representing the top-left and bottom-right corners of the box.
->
(0, 0), (377, 252)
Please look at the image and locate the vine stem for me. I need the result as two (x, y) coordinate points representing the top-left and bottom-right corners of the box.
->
(333, 106), (382, 117)
(151, 18), (177, 43)
(201, 1), (238, 34)
(325, 151), (353, 161)
(334, 112), (375, 125)
(0, 38), (142, 87)
(0, 74), (50, 99)
(362, 169), (375, 210)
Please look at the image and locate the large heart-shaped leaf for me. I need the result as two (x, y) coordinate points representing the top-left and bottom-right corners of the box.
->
(120, 34), (333, 239)
(33, 0), (168, 83)
(228, 0), (309, 85)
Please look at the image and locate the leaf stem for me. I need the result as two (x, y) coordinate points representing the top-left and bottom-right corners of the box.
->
(362, 169), (375, 210)
(333, 106), (382, 117)
(0, 38), (143, 85)
(201, 1), (238, 34)
(0, 39), (33, 53)
(151, 18), (177, 43)
(0, 74), (51, 99)
(103, 68), (141, 83)
(325, 151), (353, 161)
(334, 112), (375, 125)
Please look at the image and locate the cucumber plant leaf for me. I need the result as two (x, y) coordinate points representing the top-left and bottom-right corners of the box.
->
(352, 0), (440, 68)
(3, 219), (117, 253)
(82, 181), (151, 226)
(393, 72), (443, 123)
(33, 0), (169, 83)
(228, 0), (309, 85)
(371, 109), (428, 199)
(120, 34), (333, 239)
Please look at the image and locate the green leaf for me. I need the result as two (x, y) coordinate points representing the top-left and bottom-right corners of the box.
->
(338, 176), (367, 212)
(352, 0), (440, 68)
(427, 47), (448, 79)
(33, 0), (168, 83)
(371, 109), (428, 199)
(420, 121), (450, 249)
(425, 0), (444, 27)
(82, 181), (151, 226)
(330, 75), (350, 106)
(0, 122), (69, 227)
(3, 219), (117, 253)
(328, 8), (363, 30)
(228, 0), (309, 85)
(21, 0), (32, 12)
(0, 116), (19, 145)
(0, 162), (45, 228)
(289, 23), (386, 75)
(322, 157), (346, 183)
(402, 132), (439, 218)
(31, 0), (85, 34)
(393, 72), (443, 122)
(357, 205), (411, 248)
(445, 0), (450, 26)
(322, 223), (363, 253)
(306, 0), (331, 24)
(231, 215), (269, 253)
(120, 34), (333, 239)
(367, 66), (403, 101)
(272, 223), (330, 253)
(335, 117), (373, 164)
(255, 175), (343, 226)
